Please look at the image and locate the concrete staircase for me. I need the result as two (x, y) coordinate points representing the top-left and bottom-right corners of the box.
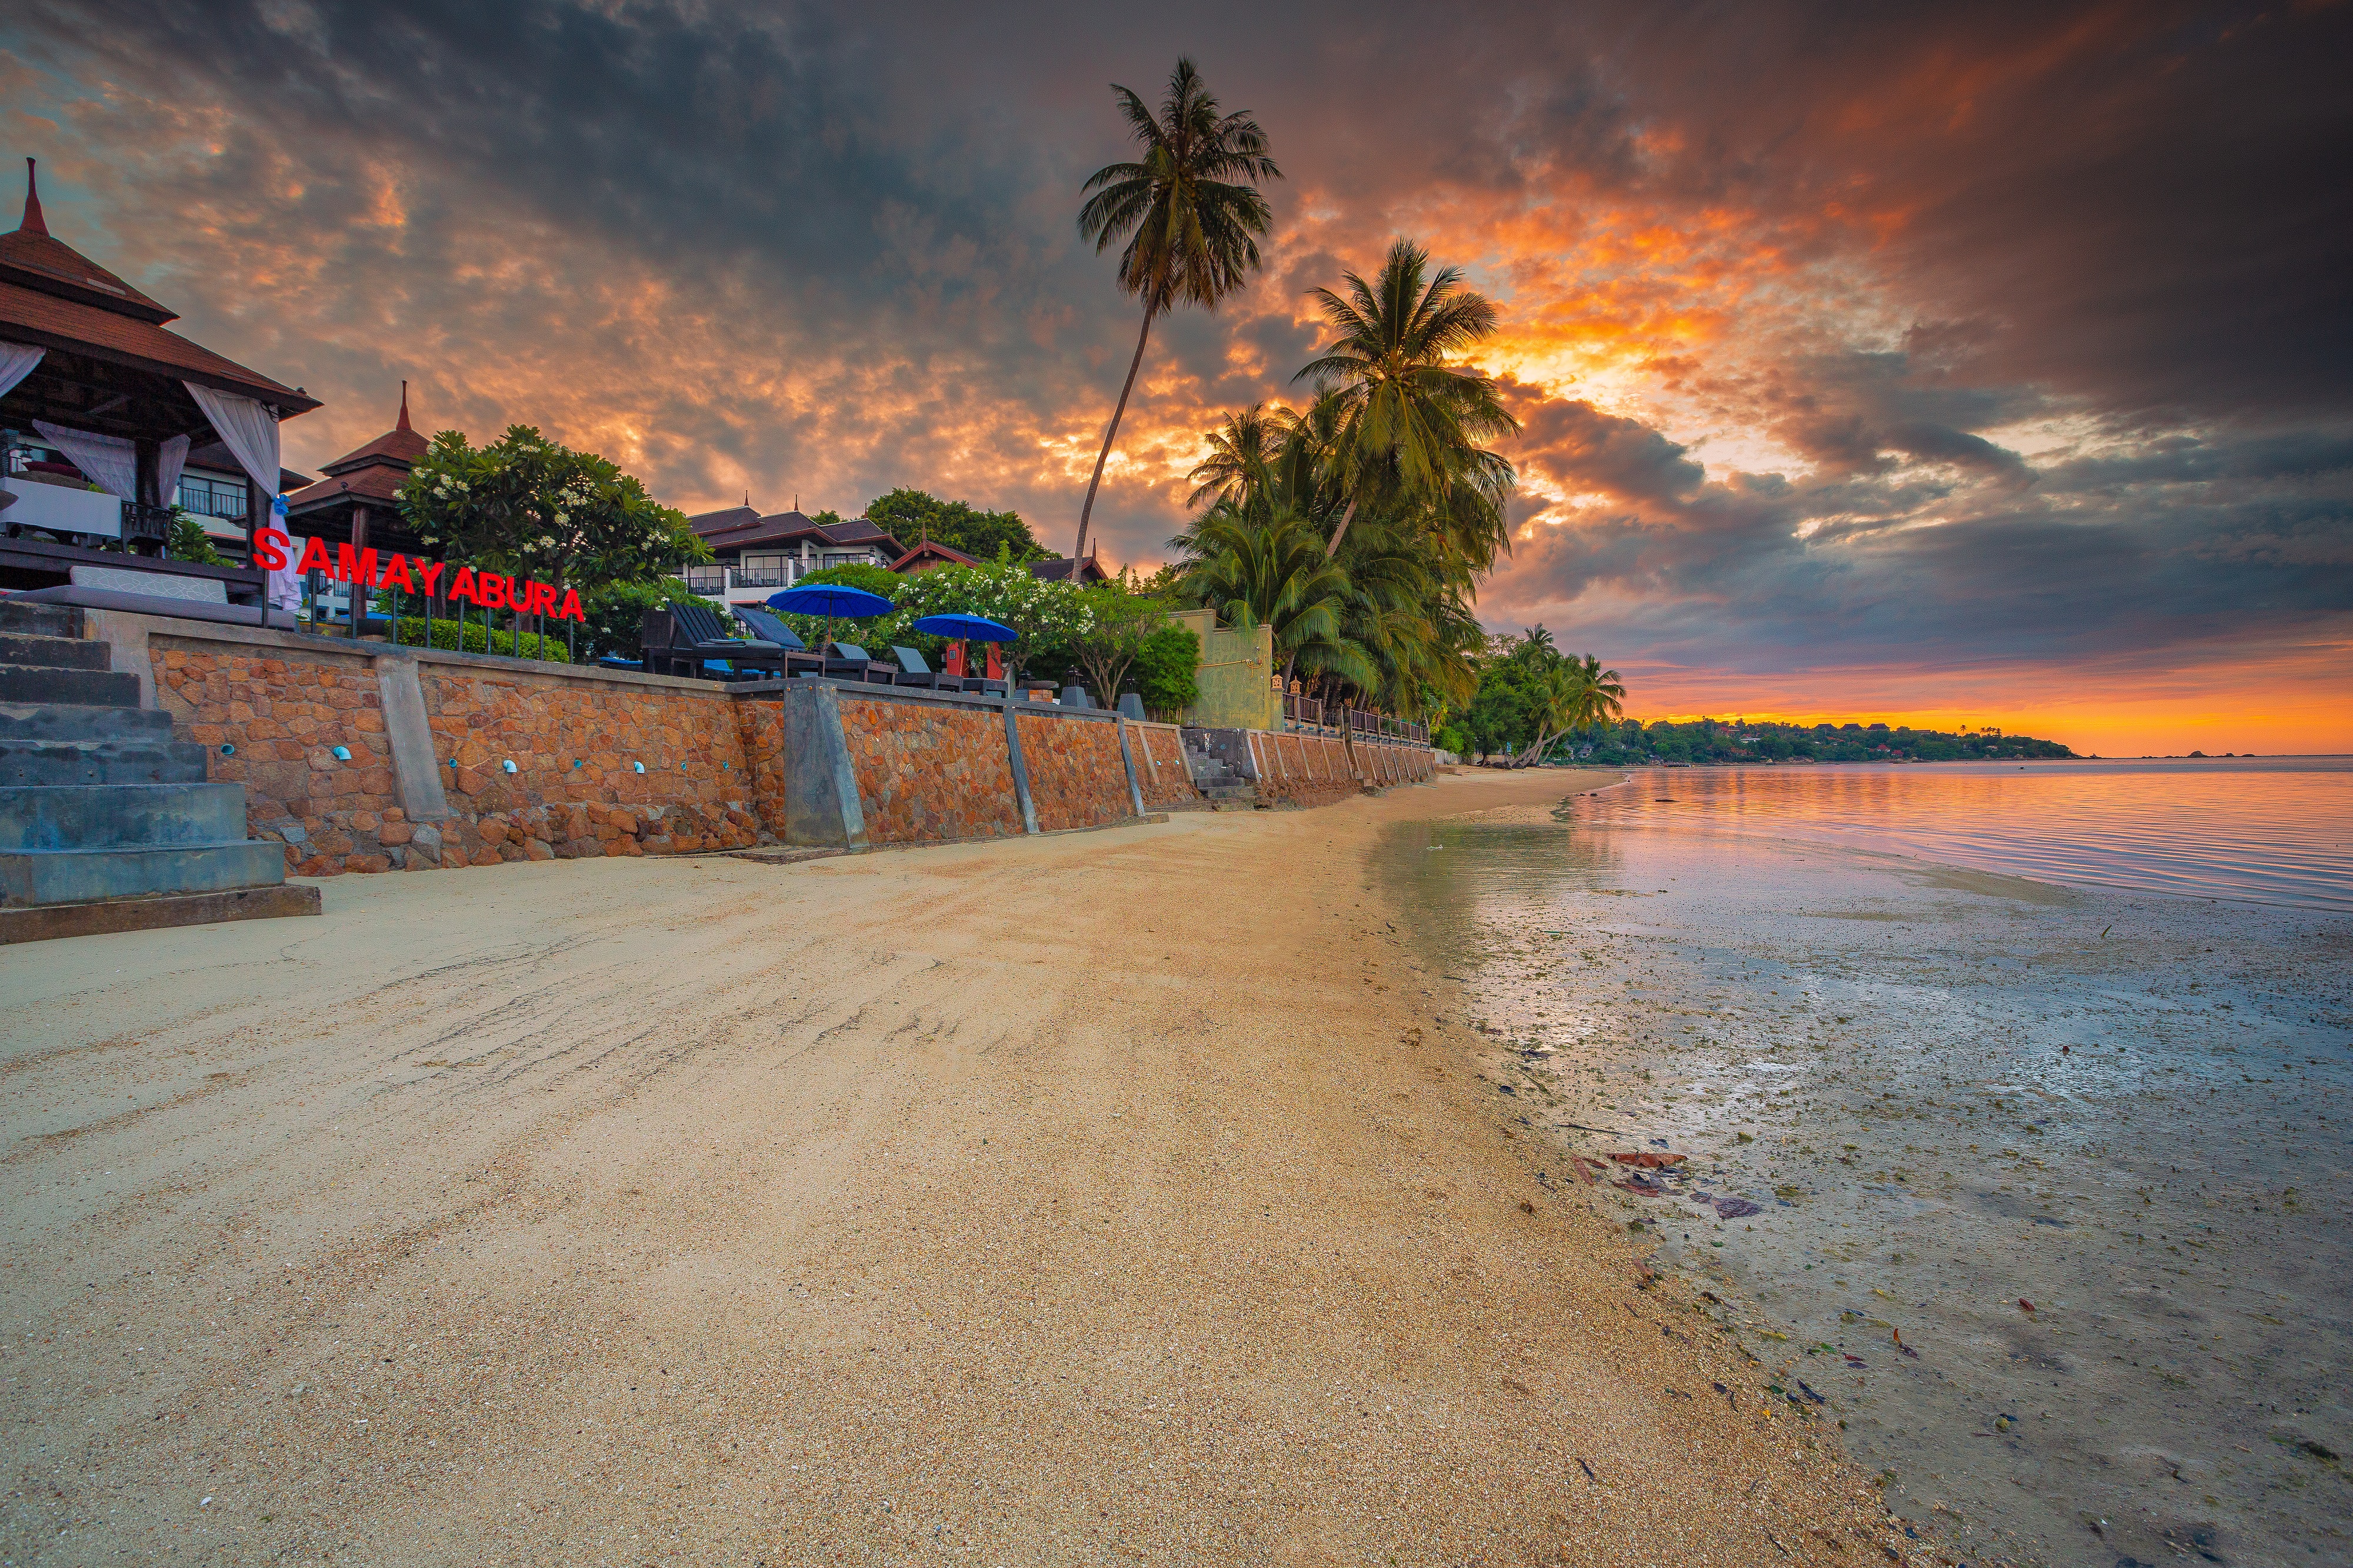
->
(0, 600), (319, 943)
(1181, 730), (1259, 811)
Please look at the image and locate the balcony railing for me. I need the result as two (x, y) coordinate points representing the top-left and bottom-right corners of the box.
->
(680, 562), (813, 596)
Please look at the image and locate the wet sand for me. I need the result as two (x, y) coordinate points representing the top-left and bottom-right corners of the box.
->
(0, 771), (1905, 1566)
(1389, 775), (2353, 1568)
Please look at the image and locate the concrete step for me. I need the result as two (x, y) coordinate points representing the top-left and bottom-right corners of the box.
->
(0, 701), (176, 743)
(0, 601), (81, 639)
(0, 738), (209, 787)
(0, 632), (106, 670)
(1200, 785), (1256, 801)
(0, 663), (139, 708)
(1, 839), (287, 908)
(0, 783), (248, 851)
(0, 883), (320, 945)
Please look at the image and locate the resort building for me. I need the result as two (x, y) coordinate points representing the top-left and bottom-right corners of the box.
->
(1028, 551), (1110, 585)
(175, 440), (312, 562)
(678, 504), (908, 609)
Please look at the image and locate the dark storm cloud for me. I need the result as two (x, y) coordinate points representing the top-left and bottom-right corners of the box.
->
(1497, 409), (2352, 675)
(4, 0), (2347, 723)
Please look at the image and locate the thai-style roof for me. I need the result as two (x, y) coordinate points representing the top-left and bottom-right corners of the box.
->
(888, 539), (980, 572)
(285, 385), (426, 517)
(1028, 555), (1109, 584)
(0, 159), (319, 438)
(686, 504), (905, 559)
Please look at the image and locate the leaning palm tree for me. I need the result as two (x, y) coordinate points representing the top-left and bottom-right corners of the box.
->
(1186, 401), (1295, 511)
(1295, 238), (1519, 556)
(1572, 653), (1627, 730)
(1074, 59), (1281, 563)
(1518, 653), (1627, 766)
(1516, 663), (1590, 769)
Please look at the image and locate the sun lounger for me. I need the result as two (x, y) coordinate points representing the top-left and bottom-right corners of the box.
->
(889, 645), (958, 690)
(641, 602), (801, 679)
(816, 642), (897, 684)
(726, 607), (830, 679)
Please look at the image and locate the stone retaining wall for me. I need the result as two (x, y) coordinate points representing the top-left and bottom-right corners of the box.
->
(835, 692), (1024, 843)
(1247, 730), (1364, 808)
(110, 610), (1432, 876)
(144, 624), (775, 876)
(1126, 722), (1201, 810)
(1014, 710), (1132, 833)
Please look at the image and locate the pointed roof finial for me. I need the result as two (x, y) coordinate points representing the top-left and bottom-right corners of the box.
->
(21, 157), (47, 236)
(396, 379), (412, 432)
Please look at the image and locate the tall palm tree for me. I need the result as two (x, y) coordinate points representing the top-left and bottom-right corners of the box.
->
(1074, 59), (1281, 563)
(1295, 238), (1519, 556)
(1186, 401), (1295, 511)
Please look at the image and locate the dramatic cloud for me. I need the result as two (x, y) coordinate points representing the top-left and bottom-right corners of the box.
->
(4, 0), (2347, 749)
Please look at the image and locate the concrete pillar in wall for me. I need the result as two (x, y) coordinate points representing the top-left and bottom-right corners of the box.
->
(1116, 717), (1145, 819)
(776, 682), (869, 848)
(374, 653), (452, 822)
(1002, 698), (1039, 835)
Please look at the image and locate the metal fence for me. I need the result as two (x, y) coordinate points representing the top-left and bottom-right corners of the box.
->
(1279, 692), (1427, 746)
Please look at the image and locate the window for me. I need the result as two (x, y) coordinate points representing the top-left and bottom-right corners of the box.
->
(176, 472), (248, 519)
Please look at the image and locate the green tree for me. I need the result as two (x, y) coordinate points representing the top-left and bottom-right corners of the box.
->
(1074, 58), (1281, 563)
(768, 562), (911, 653)
(865, 488), (1043, 562)
(1294, 239), (1518, 559)
(398, 425), (705, 592)
(891, 553), (1094, 686)
(1070, 579), (1175, 709)
(1131, 623), (1200, 719)
(166, 508), (225, 566)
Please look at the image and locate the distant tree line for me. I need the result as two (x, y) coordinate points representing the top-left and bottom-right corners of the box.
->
(1436, 627), (2072, 764)
(1581, 718), (2075, 765)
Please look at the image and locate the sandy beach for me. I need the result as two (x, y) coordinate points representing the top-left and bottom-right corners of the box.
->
(0, 770), (1900, 1566)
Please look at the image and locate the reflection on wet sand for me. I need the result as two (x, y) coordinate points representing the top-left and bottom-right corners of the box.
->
(1391, 776), (2352, 1568)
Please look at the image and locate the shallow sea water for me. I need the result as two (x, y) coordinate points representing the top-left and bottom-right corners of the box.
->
(1389, 762), (2353, 1568)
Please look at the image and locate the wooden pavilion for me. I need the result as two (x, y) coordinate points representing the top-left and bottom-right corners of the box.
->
(284, 381), (431, 560)
(0, 156), (318, 599)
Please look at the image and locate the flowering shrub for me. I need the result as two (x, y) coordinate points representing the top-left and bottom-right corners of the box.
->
(892, 556), (1093, 682)
(398, 425), (705, 591)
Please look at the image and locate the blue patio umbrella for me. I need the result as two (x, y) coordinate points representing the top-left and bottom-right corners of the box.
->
(766, 583), (895, 654)
(909, 613), (1016, 641)
(912, 612), (1018, 685)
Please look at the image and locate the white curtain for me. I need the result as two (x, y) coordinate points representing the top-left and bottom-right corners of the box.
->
(184, 382), (281, 498)
(33, 421), (139, 501)
(0, 342), (41, 401)
(156, 433), (190, 503)
(185, 382), (299, 608)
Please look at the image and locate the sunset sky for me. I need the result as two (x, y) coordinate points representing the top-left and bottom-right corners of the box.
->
(5, 1), (2347, 753)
